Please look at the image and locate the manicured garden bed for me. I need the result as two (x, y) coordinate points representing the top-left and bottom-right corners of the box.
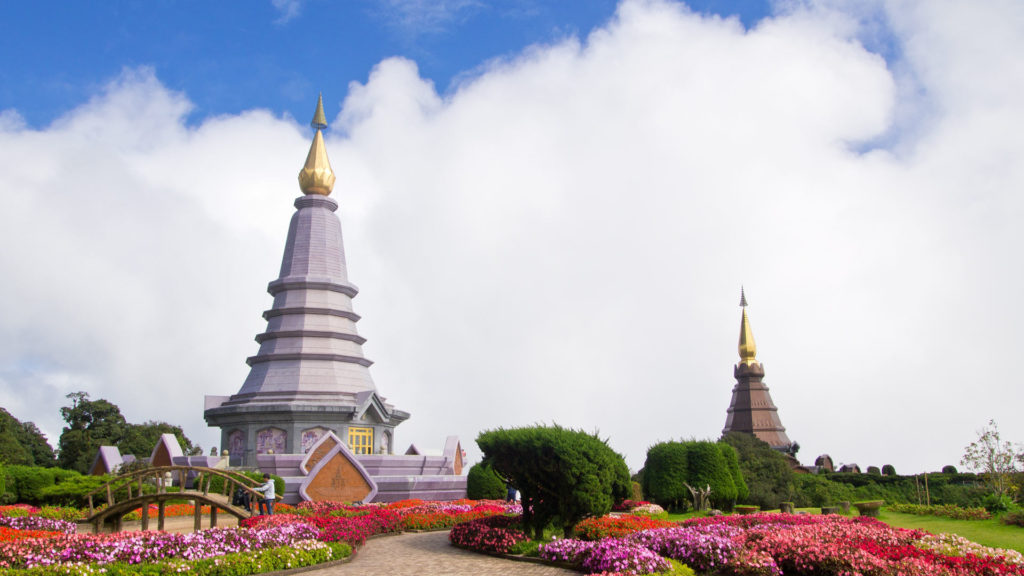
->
(452, 510), (1024, 575)
(0, 498), (520, 575)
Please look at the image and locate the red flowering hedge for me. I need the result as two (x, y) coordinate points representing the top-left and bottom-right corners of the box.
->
(0, 526), (62, 543)
(575, 514), (676, 540)
(242, 499), (520, 546)
(449, 514), (529, 554)
(243, 506), (402, 546)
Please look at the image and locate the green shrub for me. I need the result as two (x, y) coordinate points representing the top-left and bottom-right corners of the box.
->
(642, 442), (690, 511)
(867, 466), (882, 476)
(477, 424), (631, 539)
(853, 500), (884, 517)
(466, 462), (506, 500)
(792, 474), (856, 507)
(881, 464), (896, 476)
(686, 441), (737, 510)
(888, 502), (991, 520)
(39, 474), (109, 507)
(631, 481), (643, 501)
(983, 493), (1015, 513)
(5, 465), (57, 505)
(1002, 510), (1024, 527)
(719, 432), (794, 510)
(719, 443), (748, 503)
(942, 465), (958, 474)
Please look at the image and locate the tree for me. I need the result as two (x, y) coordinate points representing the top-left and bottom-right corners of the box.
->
(57, 392), (127, 473)
(118, 421), (201, 458)
(720, 431), (794, 510)
(685, 440), (737, 510)
(466, 462), (506, 500)
(642, 440), (747, 511)
(477, 425), (631, 538)
(0, 408), (55, 467)
(642, 441), (690, 511)
(719, 442), (749, 503)
(961, 419), (1022, 501)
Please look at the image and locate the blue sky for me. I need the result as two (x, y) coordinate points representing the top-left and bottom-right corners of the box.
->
(0, 0), (1021, 474)
(2, 1), (772, 128)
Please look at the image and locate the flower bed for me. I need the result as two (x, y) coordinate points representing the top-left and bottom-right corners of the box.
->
(0, 506), (39, 518)
(0, 516), (77, 534)
(0, 497), (515, 575)
(455, 511), (1024, 576)
(0, 540), (349, 576)
(0, 523), (321, 569)
(888, 502), (993, 521)
(576, 515), (676, 540)
(0, 526), (63, 544)
(449, 514), (529, 554)
(541, 537), (671, 574)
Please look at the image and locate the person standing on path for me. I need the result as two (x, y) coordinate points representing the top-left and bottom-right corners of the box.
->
(254, 473), (276, 515)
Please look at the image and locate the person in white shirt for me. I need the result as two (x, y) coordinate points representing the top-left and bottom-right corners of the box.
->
(254, 473), (276, 515)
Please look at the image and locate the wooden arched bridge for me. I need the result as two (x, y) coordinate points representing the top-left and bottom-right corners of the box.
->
(84, 465), (268, 533)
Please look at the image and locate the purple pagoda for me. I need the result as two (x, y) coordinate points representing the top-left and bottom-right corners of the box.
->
(204, 95), (410, 468)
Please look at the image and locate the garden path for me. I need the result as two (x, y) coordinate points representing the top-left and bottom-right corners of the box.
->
(312, 530), (577, 576)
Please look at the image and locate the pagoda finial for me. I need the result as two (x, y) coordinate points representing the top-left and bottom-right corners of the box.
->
(738, 288), (758, 365)
(298, 93), (336, 196)
(311, 93), (327, 129)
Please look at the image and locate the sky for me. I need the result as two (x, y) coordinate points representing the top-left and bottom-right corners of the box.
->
(0, 0), (1022, 476)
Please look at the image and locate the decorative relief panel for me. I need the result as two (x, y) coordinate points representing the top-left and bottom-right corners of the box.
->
(256, 427), (286, 454)
(228, 430), (245, 455)
(301, 427), (331, 453)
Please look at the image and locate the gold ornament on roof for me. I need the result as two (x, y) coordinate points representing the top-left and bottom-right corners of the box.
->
(298, 93), (336, 195)
(738, 287), (758, 366)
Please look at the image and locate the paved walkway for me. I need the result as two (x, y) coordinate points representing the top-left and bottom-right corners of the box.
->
(311, 531), (577, 576)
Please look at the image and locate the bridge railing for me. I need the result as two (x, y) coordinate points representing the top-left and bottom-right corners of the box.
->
(84, 465), (264, 519)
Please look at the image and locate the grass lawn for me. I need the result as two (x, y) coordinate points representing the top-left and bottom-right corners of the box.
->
(665, 511), (704, 522)
(877, 511), (1024, 554)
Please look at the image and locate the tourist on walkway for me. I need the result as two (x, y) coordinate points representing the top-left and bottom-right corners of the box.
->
(506, 481), (517, 503)
(254, 473), (276, 515)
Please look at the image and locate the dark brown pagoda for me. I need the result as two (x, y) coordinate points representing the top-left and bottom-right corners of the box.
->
(722, 289), (793, 449)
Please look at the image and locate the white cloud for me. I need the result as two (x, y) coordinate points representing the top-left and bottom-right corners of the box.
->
(1, 0), (1022, 474)
(271, 0), (303, 24)
(373, 0), (483, 35)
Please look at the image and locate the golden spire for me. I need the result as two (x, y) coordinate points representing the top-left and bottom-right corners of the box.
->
(298, 93), (336, 196)
(738, 287), (758, 366)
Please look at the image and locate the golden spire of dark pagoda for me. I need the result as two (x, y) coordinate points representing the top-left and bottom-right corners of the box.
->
(738, 287), (758, 366)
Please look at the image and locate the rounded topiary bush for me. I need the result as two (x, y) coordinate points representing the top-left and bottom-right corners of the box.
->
(881, 464), (896, 476)
(941, 465), (958, 474)
(466, 462), (506, 500)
